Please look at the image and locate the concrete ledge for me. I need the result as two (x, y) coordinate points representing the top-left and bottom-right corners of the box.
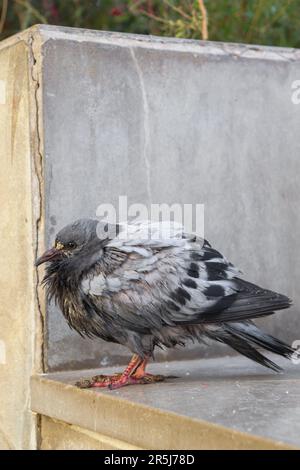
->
(40, 416), (141, 450)
(31, 356), (300, 449)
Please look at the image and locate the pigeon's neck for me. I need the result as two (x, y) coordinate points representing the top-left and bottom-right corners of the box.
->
(65, 245), (104, 283)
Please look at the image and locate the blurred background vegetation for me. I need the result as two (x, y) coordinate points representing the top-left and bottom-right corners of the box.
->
(1, 0), (300, 47)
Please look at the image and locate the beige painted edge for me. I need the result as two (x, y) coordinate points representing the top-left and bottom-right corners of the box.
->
(1, 20), (47, 379)
(0, 22), (46, 377)
(0, 31), (45, 450)
(31, 375), (296, 450)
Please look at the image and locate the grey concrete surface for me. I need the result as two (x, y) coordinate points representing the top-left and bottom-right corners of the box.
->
(37, 26), (300, 371)
(36, 355), (300, 448)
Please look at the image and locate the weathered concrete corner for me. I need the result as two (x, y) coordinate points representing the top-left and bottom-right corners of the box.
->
(0, 25), (45, 450)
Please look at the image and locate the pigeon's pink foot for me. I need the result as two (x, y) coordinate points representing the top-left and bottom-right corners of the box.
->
(131, 359), (167, 384)
(76, 372), (166, 389)
(75, 355), (167, 389)
(108, 358), (167, 389)
(75, 354), (144, 389)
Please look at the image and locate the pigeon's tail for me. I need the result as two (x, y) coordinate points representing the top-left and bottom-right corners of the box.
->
(207, 321), (294, 372)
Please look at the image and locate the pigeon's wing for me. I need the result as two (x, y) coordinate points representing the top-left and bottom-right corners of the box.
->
(81, 221), (291, 331)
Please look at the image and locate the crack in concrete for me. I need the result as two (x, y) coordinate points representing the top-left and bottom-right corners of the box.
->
(27, 32), (46, 373)
(130, 47), (152, 205)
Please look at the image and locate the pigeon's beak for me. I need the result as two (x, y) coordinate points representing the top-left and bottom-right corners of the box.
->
(35, 247), (62, 266)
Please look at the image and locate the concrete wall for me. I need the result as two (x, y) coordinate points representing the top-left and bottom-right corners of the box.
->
(38, 26), (300, 371)
(0, 32), (43, 449)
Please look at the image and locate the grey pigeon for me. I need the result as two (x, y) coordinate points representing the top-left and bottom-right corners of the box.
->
(36, 218), (294, 389)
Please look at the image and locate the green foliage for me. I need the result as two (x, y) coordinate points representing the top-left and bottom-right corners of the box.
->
(1, 0), (300, 48)
(205, 0), (300, 47)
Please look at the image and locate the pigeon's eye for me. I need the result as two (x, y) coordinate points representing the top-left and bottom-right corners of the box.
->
(67, 242), (76, 249)
(55, 240), (64, 250)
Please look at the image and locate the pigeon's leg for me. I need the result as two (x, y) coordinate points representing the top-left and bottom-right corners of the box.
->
(131, 358), (166, 384)
(107, 354), (146, 389)
(76, 354), (143, 389)
(132, 358), (148, 377)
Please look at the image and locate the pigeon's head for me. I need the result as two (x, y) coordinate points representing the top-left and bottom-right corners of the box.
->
(35, 218), (100, 267)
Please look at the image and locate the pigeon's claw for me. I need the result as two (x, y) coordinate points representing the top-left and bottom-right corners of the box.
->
(91, 373), (124, 388)
(75, 378), (95, 389)
(92, 373), (123, 383)
(75, 373), (122, 388)
(136, 373), (166, 383)
(108, 373), (166, 390)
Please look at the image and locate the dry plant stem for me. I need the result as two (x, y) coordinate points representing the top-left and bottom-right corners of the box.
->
(198, 0), (208, 40)
(245, 0), (265, 42)
(14, 0), (48, 24)
(138, 8), (170, 25)
(0, 0), (8, 34)
(263, 0), (294, 31)
(163, 0), (192, 21)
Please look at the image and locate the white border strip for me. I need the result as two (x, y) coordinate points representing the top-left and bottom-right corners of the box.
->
(38, 26), (300, 63)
